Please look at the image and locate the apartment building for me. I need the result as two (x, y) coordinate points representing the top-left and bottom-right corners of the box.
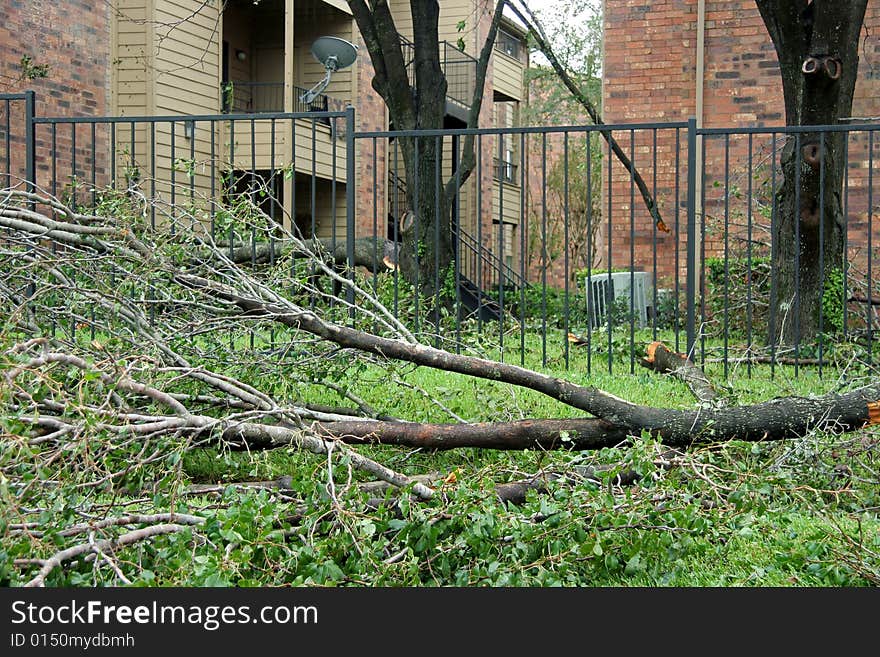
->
(1, 1), (528, 288)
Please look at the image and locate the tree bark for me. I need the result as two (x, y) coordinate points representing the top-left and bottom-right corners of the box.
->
(223, 236), (399, 272)
(755, 0), (868, 344)
(347, 0), (504, 303)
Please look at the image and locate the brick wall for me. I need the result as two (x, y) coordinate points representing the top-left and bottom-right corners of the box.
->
(0, 1), (111, 194)
(602, 1), (880, 291)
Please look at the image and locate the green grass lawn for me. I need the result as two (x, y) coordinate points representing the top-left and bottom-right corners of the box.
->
(3, 319), (878, 587)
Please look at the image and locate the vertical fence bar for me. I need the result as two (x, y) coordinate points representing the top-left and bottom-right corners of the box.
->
(24, 91), (36, 197)
(723, 133), (730, 378)
(331, 117), (338, 311)
(686, 117), (697, 359)
(110, 122), (117, 189)
(289, 116), (297, 298)
(150, 121), (156, 230)
(71, 123), (77, 209)
(4, 98), (10, 188)
(519, 131), (526, 368)
(768, 131), (779, 378)
(867, 130), (874, 363)
(842, 133), (850, 343)
(793, 132), (802, 376)
(817, 131), (826, 378)
(413, 137), (420, 333)
(392, 138), (400, 319)
(345, 105), (356, 317)
(90, 123), (96, 209)
(309, 118), (317, 311)
(541, 132), (548, 368)
(170, 120), (176, 234)
(652, 128), (658, 341)
(476, 134), (483, 335)
(586, 131), (594, 374)
(606, 129), (614, 374)
(699, 131), (707, 365)
(746, 132), (753, 378)
(269, 118), (276, 267)
(210, 120), (216, 242)
(563, 132), (570, 370)
(24, 91), (36, 323)
(674, 127), (681, 352)
(498, 135), (506, 362)
(628, 129), (636, 374)
(372, 135), (379, 329)
(435, 134), (441, 346)
(454, 133), (463, 354)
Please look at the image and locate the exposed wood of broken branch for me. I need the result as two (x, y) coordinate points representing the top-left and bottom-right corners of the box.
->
(640, 341), (719, 405)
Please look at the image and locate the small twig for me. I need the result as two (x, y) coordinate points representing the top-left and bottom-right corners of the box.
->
(22, 522), (202, 587)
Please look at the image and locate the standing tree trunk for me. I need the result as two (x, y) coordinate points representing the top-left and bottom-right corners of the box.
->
(348, 0), (504, 305)
(755, 0), (868, 344)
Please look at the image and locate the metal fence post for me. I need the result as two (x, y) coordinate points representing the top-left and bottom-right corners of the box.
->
(24, 90), (36, 197)
(686, 116), (697, 357)
(345, 104), (356, 316)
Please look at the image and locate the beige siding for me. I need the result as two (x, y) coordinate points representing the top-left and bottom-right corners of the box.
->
(388, 0), (415, 40)
(112, 0), (151, 194)
(492, 180), (520, 225)
(152, 0), (221, 115)
(493, 52), (523, 101)
(294, 2), (354, 103)
(147, 0), (221, 216)
(439, 0), (477, 52)
(294, 178), (349, 240)
(218, 118), (346, 182)
(112, 0), (149, 116)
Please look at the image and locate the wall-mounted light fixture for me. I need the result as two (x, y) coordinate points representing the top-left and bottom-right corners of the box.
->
(183, 119), (195, 140)
(236, 49), (247, 62)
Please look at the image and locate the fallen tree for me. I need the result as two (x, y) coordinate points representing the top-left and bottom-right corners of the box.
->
(2, 188), (879, 585)
(3, 189), (878, 455)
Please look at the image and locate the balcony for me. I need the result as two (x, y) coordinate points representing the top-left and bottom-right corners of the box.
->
(221, 81), (331, 120)
(494, 28), (525, 63)
(399, 37), (477, 124)
(493, 157), (518, 184)
(493, 27), (526, 102)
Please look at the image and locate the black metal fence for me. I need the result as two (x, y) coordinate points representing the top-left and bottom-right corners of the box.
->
(2, 90), (879, 377)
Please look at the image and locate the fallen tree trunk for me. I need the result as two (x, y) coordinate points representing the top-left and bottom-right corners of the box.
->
(223, 236), (398, 271)
(179, 273), (880, 446)
(276, 418), (630, 450)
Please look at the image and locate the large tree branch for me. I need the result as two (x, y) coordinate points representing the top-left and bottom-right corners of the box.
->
(348, 0), (417, 128)
(177, 274), (880, 445)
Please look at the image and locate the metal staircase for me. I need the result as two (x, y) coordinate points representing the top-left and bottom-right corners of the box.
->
(387, 171), (527, 322)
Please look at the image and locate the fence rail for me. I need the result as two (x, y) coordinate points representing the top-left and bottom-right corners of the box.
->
(2, 90), (879, 377)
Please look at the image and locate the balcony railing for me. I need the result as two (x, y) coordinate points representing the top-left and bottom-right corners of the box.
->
(493, 157), (518, 184)
(220, 81), (330, 118)
(399, 37), (477, 111)
(495, 28), (525, 62)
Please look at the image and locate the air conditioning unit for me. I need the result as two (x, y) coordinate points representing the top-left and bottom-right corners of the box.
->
(582, 271), (650, 329)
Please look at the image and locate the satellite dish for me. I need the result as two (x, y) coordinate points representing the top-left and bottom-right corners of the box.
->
(299, 37), (359, 105)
